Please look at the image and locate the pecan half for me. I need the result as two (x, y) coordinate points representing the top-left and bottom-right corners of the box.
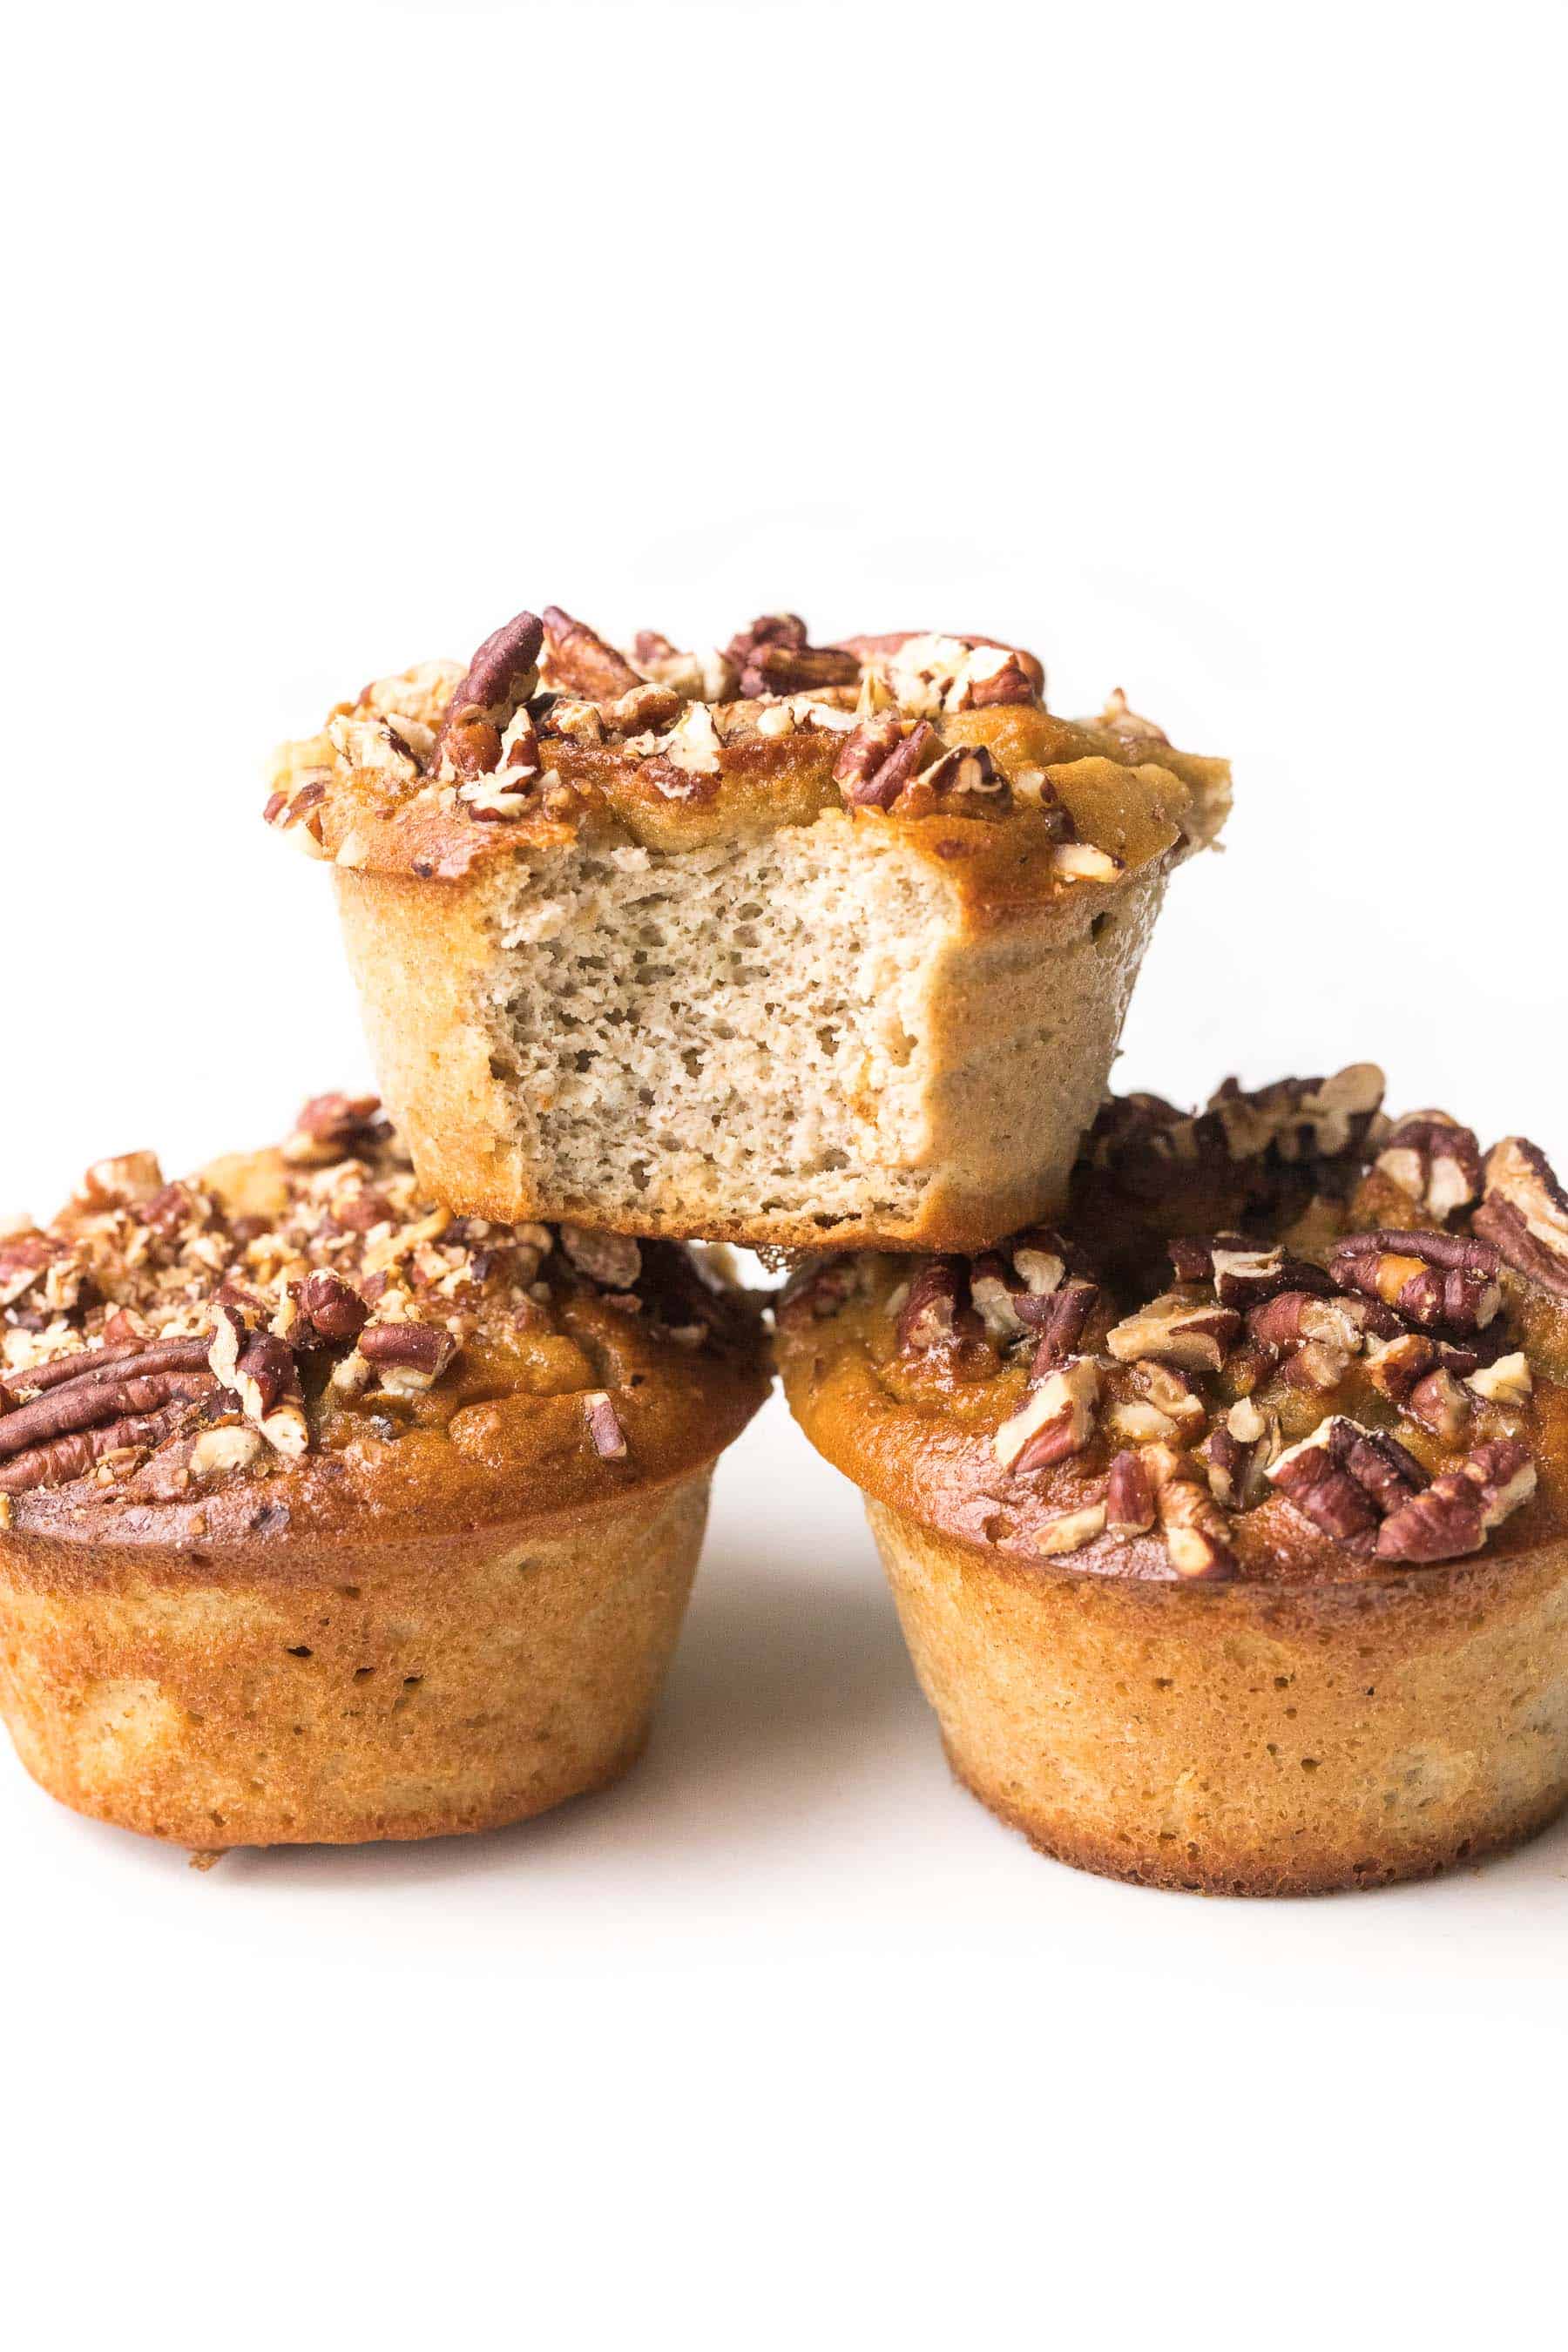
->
(1268, 1416), (1428, 1551)
(540, 607), (640, 701)
(434, 611), (544, 779)
(1473, 1138), (1568, 1300)
(0, 1399), (206, 1496)
(294, 1270), (370, 1346)
(726, 615), (860, 699)
(1375, 1438), (1536, 1564)
(1105, 1293), (1241, 1371)
(1328, 1228), (1502, 1335)
(993, 1357), (1099, 1474)
(833, 717), (933, 810)
(0, 1349), (220, 1465)
(1375, 1112), (1482, 1220)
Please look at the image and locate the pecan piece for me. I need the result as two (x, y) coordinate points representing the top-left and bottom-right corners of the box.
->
(896, 1259), (967, 1353)
(993, 1357), (1100, 1474)
(1375, 1438), (1536, 1564)
(0, 1352), (220, 1465)
(833, 717), (934, 811)
(560, 1225), (642, 1290)
(969, 1254), (1029, 1347)
(1473, 1138), (1568, 1300)
(1105, 1449), (1156, 1535)
(0, 1400), (205, 1496)
(358, 1320), (460, 1390)
(1198, 1396), (1277, 1511)
(1375, 1111), (1482, 1220)
(1105, 1292), (1241, 1371)
(1144, 1444), (1237, 1579)
(1036, 1499), (1109, 1556)
(283, 1093), (386, 1166)
(1166, 1235), (1333, 1309)
(434, 611), (544, 779)
(294, 1270), (370, 1346)
(1268, 1416), (1427, 1551)
(585, 1390), (627, 1460)
(1206, 1064), (1387, 1164)
(1027, 1280), (1100, 1375)
(726, 615), (860, 699)
(964, 645), (1038, 708)
(1328, 1228), (1502, 1335)
(913, 742), (1011, 814)
(540, 606), (641, 701)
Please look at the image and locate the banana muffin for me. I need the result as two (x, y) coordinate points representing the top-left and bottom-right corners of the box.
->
(777, 1065), (1568, 1896)
(267, 607), (1230, 1251)
(0, 1094), (767, 1849)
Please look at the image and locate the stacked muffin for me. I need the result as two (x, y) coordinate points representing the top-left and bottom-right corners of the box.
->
(5, 602), (1565, 1889)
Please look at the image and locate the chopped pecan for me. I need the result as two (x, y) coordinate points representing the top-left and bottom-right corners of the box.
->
(964, 645), (1038, 707)
(560, 1225), (642, 1289)
(1364, 1332), (1470, 1440)
(585, 1390), (627, 1460)
(77, 1152), (166, 1211)
(540, 607), (640, 701)
(833, 717), (933, 810)
(294, 1270), (369, 1347)
(969, 1254), (1029, 1346)
(1166, 1235), (1333, 1309)
(1473, 1138), (1568, 1300)
(1375, 1112), (1482, 1219)
(1206, 1064), (1387, 1164)
(1198, 1396), (1277, 1510)
(896, 1260), (966, 1353)
(283, 1092), (386, 1166)
(912, 742), (1011, 814)
(1105, 1293), (1240, 1371)
(1268, 1416), (1427, 1550)
(1328, 1228), (1502, 1335)
(1467, 1351), (1532, 1408)
(358, 1320), (460, 1388)
(1027, 1279), (1099, 1374)
(993, 1357), (1100, 1474)
(1036, 1498), (1109, 1555)
(1132, 1360), (1206, 1438)
(188, 1424), (267, 1481)
(1144, 1444), (1237, 1579)
(1375, 1438), (1536, 1563)
(1105, 1449), (1156, 1535)
(726, 614), (860, 699)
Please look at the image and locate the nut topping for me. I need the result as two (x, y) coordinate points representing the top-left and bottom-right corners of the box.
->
(1328, 1228), (1502, 1335)
(1473, 1138), (1568, 1299)
(1375, 1112), (1483, 1219)
(1268, 1417), (1428, 1551)
(993, 1358), (1100, 1475)
(725, 615), (859, 699)
(1105, 1449), (1156, 1535)
(1105, 1293), (1241, 1371)
(833, 717), (934, 811)
(560, 1225), (643, 1289)
(1144, 1444), (1237, 1579)
(540, 607), (641, 702)
(1375, 1439), (1536, 1563)
(585, 1391), (628, 1460)
(1027, 1279), (1100, 1374)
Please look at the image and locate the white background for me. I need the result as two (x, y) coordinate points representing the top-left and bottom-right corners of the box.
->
(3, 3), (1565, 2345)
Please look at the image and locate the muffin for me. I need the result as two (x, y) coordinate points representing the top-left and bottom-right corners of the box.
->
(0, 1094), (767, 1849)
(267, 607), (1229, 1251)
(777, 1065), (1568, 1895)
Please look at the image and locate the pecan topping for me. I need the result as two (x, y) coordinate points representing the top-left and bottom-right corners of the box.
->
(1328, 1228), (1502, 1335)
(1027, 1279), (1100, 1374)
(964, 645), (1038, 707)
(896, 1260), (967, 1353)
(1198, 1397), (1277, 1510)
(294, 1270), (369, 1346)
(1375, 1112), (1482, 1220)
(913, 742), (1011, 815)
(0, 1346), (220, 1466)
(433, 611), (544, 781)
(1105, 1449), (1156, 1535)
(283, 1093), (387, 1166)
(585, 1390), (627, 1460)
(559, 1225), (642, 1290)
(540, 607), (640, 701)
(726, 615), (859, 699)
(0, 1400), (208, 1497)
(1268, 1417), (1428, 1551)
(1105, 1293), (1241, 1371)
(1166, 1235), (1332, 1310)
(1375, 1438), (1535, 1562)
(833, 717), (933, 811)
(1467, 1351), (1532, 1408)
(1037, 1499), (1109, 1555)
(1206, 1064), (1387, 1164)
(358, 1320), (460, 1387)
(1473, 1138), (1568, 1300)
(993, 1358), (1099, 1474)
(1144, 1445), (1237, 1579)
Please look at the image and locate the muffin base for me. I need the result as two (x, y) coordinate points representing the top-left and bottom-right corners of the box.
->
(867, 1498), (1568, 1896)
(0, 1475), (711, 1849)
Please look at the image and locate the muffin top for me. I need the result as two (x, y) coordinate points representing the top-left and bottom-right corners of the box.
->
(266, 606), (1229, 907)
(777, 1066), (1568, 1585)
(0, 1096), (766, 1549)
